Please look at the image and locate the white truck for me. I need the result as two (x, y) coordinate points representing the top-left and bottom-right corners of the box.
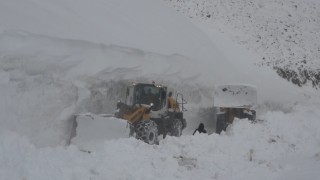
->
(214, 84), (257, 134)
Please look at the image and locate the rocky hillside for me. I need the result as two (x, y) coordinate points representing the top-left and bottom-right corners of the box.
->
(163, 0), (320, 89)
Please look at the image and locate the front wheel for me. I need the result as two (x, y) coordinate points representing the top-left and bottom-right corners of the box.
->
(134, 120), (158, 145)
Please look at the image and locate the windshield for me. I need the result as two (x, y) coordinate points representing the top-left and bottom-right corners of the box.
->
(133, 84), (162, 110)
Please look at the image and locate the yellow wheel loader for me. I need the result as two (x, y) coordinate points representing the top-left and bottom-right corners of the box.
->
(115, 83), (187, 144)
(69, 82), (186, 149)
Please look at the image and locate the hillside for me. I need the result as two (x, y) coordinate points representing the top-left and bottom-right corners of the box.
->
(163, 0), (320, 88)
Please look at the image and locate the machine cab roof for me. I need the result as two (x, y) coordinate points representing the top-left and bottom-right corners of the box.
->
(125, 83), (167, 111)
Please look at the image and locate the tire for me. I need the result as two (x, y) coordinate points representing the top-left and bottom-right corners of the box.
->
(169, 119), (183, 137)
(134, 120), (158, 145)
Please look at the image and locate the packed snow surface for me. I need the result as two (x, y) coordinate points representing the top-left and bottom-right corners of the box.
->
(0, 0), (319, 180)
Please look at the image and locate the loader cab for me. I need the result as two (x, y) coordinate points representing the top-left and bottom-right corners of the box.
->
(125, 83), (167, 111)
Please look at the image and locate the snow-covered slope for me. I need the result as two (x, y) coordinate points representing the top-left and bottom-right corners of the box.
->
(163, 0), (320, 88)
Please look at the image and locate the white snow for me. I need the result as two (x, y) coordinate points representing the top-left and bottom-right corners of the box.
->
(1, 106), (320, 180)
(0, 0), (319, 180)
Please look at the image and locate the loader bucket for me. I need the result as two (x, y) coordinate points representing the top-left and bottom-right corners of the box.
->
(69, 113), (129, 152)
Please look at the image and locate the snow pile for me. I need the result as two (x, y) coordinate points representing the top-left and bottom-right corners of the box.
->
(163, 0), (320, 88)
(1, 104), (320, 180)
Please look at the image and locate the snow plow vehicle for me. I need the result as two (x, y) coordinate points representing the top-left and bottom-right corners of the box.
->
(115, 82), (187, 144)
(214, 84), (257, 134)
(70, 82), (187, 147)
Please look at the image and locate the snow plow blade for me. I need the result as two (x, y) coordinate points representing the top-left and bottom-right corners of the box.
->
(69, 113), (130, 151)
